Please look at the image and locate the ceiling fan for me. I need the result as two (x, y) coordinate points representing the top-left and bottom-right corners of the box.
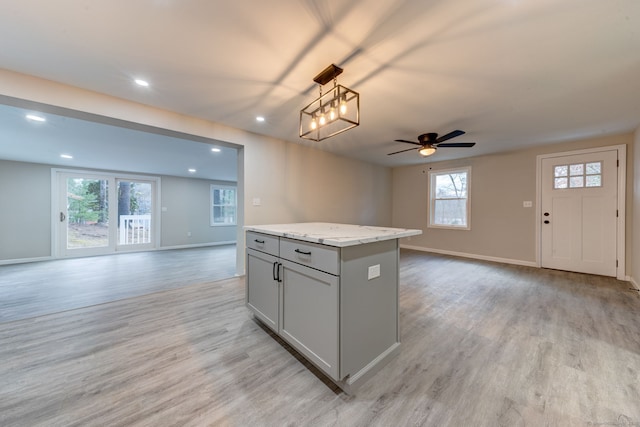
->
(388, 130), (476, 157)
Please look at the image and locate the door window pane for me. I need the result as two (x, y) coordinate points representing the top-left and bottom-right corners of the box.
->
(554, 165), (568, 177)
(586, 175), (602, 187)
(570, 176), (584, 188)
(553, 161), (602, 189)
(118, 181), (152, 245)
(66, 178), (109, 249)
(569, 164), (583, 176)
(554, 177), (568, 189)
(586, 162), (601, 174)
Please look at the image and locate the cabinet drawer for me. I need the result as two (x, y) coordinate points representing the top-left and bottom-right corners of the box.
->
(246, 231), (279, 256)
(280, 238), (340, 275)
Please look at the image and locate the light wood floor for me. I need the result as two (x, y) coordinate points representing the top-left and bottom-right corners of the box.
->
(0, 245), (237, 323)
(1, 250), (639, 426)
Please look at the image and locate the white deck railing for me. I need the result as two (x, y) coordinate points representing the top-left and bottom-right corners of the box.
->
(119, 214), (151, 245)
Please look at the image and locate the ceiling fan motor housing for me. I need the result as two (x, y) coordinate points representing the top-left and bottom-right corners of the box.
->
(419, 133), (438, 144)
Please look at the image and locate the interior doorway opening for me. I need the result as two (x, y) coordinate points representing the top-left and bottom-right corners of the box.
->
(0, 97), (245, 319)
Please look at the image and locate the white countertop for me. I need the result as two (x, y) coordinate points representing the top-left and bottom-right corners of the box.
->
(244, 222), (422, 247)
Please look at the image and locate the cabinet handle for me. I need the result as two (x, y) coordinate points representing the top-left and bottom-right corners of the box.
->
(272, 262), (283, 282)
(255, 239), (265, 244)
(294, 249), (312, 256)
(271, 262), (283, 282)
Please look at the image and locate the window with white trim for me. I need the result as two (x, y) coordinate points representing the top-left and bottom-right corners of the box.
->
(210, 184), (237, 226)
(429, 167), (471, 229)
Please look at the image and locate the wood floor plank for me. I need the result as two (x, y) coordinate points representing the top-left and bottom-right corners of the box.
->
(0, 245), (237, 323)
(1, 249), (639, 426)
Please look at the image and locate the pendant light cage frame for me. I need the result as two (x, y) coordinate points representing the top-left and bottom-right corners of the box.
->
(299, 64), (360, 142)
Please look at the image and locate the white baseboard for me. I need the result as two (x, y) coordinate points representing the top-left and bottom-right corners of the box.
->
(400, 244), (538, 268)
(158, 241), (236, 251)
(0, 256), (53, 266)
(630, 276), (640, 290)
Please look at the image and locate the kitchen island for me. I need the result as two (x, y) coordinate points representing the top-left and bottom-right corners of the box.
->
(244, 222), (421, 393)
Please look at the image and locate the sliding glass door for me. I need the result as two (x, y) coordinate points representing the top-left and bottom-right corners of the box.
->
(57, 171), (157, 257)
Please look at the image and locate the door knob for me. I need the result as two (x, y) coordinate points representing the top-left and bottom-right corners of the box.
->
(544, 212), (550, 217)
(544, 220), (550, 224)
(59, 212), (66, 222)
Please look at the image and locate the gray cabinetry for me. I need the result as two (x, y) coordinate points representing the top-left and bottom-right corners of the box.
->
(246, 231), (280, 332)
(246, 248), (279, 332)
(245, 229), (402, 393)
(280, 258), (339, 379)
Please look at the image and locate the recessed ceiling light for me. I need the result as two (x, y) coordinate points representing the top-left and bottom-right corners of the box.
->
(188, 168), (196, 173)
(26, 114), (46, 122)
(135, 79), (150, 87)
(60, 154), (73, 159)
(256, 116), (265, 122)
(211, 148), (221, 153)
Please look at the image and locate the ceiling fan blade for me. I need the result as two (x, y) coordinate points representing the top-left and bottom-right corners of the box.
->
(387, 147), (419, 155)
(436, 130), (465, 143)
(394, 139), (422, 146)
(437, 142), (476, 148)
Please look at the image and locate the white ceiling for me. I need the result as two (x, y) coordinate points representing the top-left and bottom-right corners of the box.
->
(0, 0), (639, 167)
(0, 102), (238, 181)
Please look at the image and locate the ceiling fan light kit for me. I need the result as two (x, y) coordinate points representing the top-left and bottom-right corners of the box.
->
(418, 145), (437, 157)
(299, 64), (359, 142)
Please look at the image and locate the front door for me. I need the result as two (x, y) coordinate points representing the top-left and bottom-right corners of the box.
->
(540, 149), (618, 276)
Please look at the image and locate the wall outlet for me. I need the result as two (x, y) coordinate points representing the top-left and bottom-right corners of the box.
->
(368, 264), (381, 280)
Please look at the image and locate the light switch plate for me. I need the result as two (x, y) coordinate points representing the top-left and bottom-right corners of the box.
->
(252, 198), (261, 206)
(523, 201), (533, 208)
(368, 264), (381, 280)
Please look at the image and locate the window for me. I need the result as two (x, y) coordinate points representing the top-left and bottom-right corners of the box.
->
(429, 167), (470, 229)
(210, 184), (237, 226)
(553, 161), (602, 189)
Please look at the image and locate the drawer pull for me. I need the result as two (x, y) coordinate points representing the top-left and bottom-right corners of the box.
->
(294, 249), (312, 256)
(254, 239), (265, 244)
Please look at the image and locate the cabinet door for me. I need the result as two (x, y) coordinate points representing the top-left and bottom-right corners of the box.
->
(246, 249), (279, 332)
(280, 259), (339, 380)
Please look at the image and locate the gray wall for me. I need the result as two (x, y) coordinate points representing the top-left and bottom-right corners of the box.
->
(161, 176), (236, 247)
(392, 133), (634, 273)
(0, 158), (236, 262)
(0, 159), (51, 260)
(243, 136), (392, 226)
